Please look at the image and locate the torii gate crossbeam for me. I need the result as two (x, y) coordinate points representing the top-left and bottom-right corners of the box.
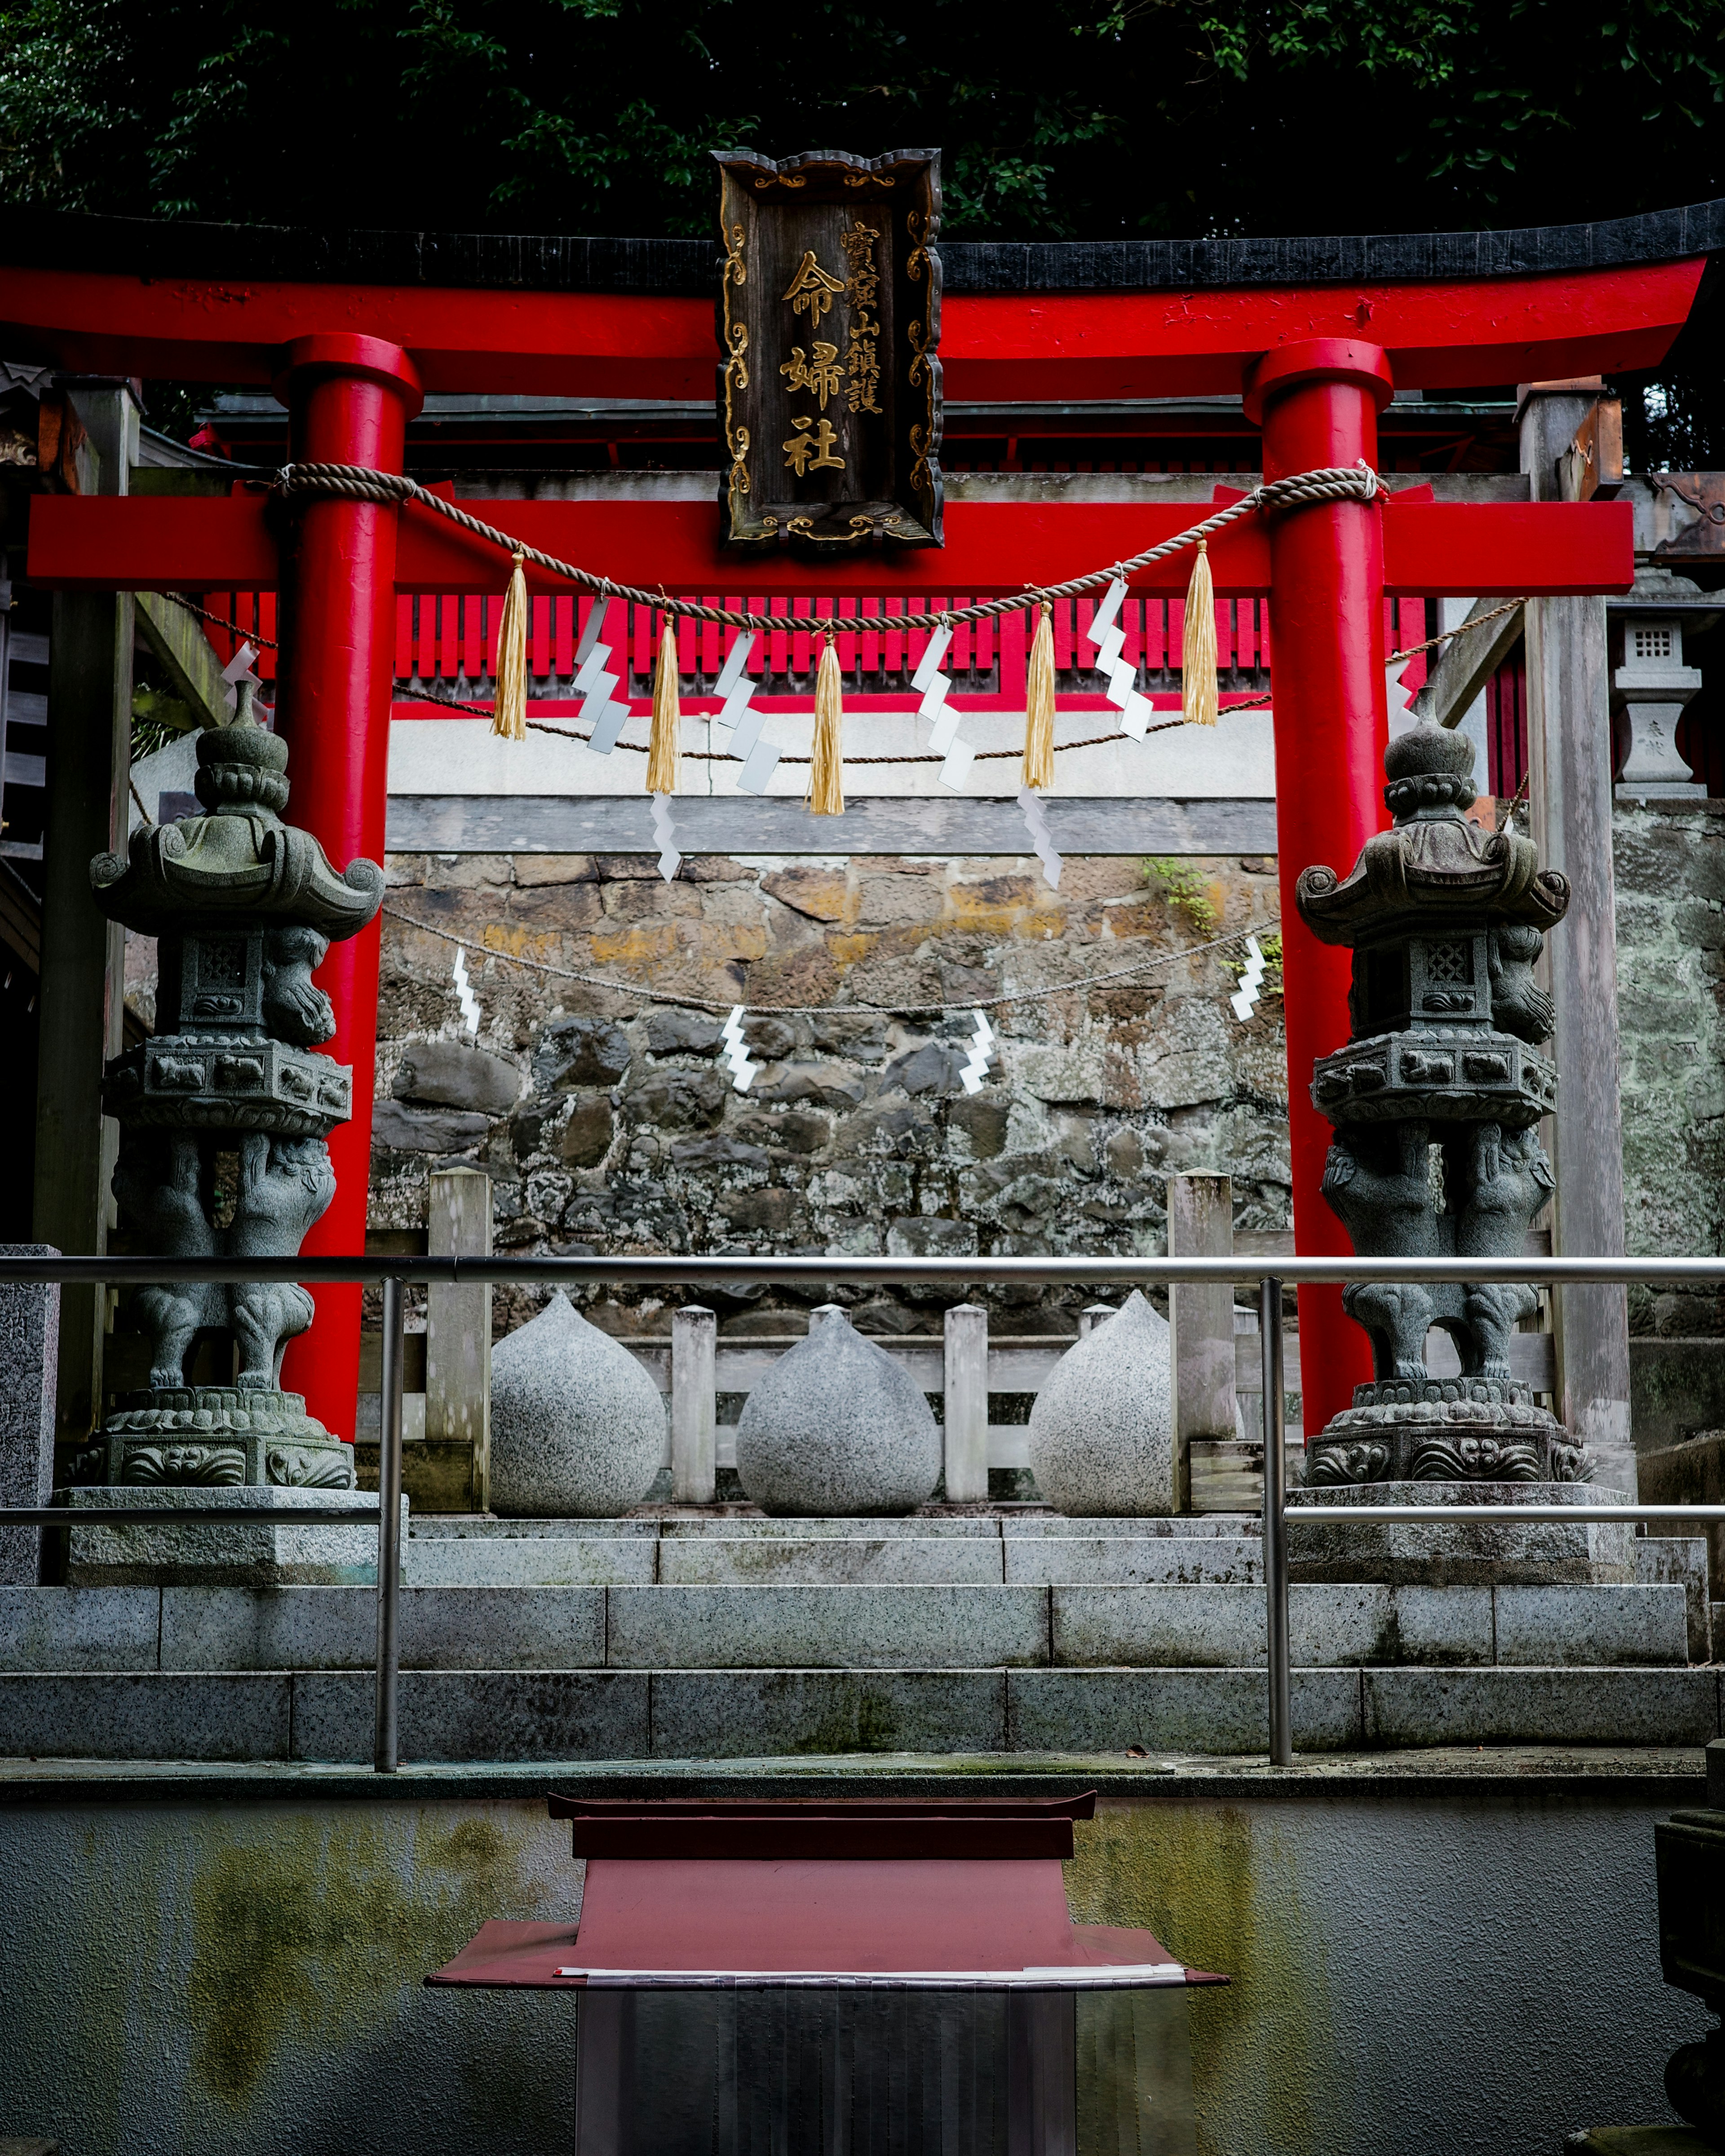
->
(7, 201), (1706, 1447)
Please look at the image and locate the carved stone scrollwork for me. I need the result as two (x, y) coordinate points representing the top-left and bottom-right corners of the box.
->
(121, 1444), (247, 1486)
(266, 1446), (357, 1490)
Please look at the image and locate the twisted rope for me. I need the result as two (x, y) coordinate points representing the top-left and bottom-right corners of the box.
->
(383, 904), (1281, 1018)
(274, 460), (1387, 634)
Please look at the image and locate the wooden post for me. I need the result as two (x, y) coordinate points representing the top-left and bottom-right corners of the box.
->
(943, 1303), (989, 1504)
(1520, 381), (1636, 1495)
(1167, 1173), (1236, 1511)
(671, 1306), (717, 1503)
(31, 380), (137, 1442)
(425, 1167), (492, 1511)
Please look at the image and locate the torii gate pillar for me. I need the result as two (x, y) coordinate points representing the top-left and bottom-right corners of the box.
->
(273, 334), (422, 1436)
(1245, 339), (1396, 1432)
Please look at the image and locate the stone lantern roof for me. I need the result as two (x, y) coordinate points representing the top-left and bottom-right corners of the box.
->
(1295, 724), (1569, 948)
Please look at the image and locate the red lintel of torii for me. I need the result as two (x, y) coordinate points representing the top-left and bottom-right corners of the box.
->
(5, 203), (1706, 1445)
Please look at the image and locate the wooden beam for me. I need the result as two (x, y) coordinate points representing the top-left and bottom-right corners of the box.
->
(31, 382), (137, 1443)
(1521, 386), (1635, 1494)
(383, 793), (1278, 858)
(134, 590), (230, 731)
(1411, 595), (1525, 730)
(25, 492), (1636, 601)
(0, 253), (1703, 398)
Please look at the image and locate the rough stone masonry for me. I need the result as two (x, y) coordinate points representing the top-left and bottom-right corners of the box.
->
(365, 848), (1290, 1334)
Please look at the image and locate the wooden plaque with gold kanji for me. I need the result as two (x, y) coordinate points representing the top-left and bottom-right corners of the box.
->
(714, 146), (942, 551)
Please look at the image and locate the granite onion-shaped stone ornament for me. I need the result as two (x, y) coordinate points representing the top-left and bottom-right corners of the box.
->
(1027, 1292), (1175, 1515)
(735, 1305), (942, 1516)
(490, 1292), (666, 1517)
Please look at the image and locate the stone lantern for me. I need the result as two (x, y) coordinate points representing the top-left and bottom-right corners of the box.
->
(66, 686), (383, 1492)
(1294, 722), (1590, 1485)
(1610, 566), (1721, 802)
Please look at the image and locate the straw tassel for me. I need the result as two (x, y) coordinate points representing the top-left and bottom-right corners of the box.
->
(809, 631), (845, 815)
(491, 549), (529, 741)
(1181, 539), (1219, 727)
(646, 619), (681, 794)
(1022, 602), (1056, 789)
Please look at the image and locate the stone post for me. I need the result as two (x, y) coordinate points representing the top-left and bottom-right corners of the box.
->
(942, 1303), (989, 1504)
(425, 1167), (492, 1510)
(1167, 1173), (1235, 1511)
(671, 1305), (717, 1504)
(0, 1248), (59, 1585)
(1520, 381), (1636, 1495)
(32, 380), (137, 1443)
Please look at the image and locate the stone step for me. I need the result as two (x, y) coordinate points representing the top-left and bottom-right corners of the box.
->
(0, 1579), (1692, 1672)
(0, 1662), (1716, 1763)
(402, 1533), (1265, 1587)
(402, 1513), (1260, 1540)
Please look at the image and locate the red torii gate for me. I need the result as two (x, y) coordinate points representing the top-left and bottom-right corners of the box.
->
(5, 205), (1706, 1446)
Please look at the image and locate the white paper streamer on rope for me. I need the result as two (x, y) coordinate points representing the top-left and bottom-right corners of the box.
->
(1385, 658), (1417, 735)
(720, 1005), (758, 1092)
(221, 641), (259, 711)
(1084, 577), (1153, 739)
(708, 628), (783, 795)
(650, 792), (681, 882)
(912, 625), (976, 789)
(573, 598), (634, 755)
(1017, 786), (1063, 890)
(1230, 934), (1267, 1022)
(960, 1011), (996, 1096)
(452, 947), (482, 1036)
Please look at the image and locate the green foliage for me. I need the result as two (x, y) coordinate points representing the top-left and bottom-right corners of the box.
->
(131, 684), (195, 760)
(1145, 857), (1220, 937)
(0, 0), (1722, 241)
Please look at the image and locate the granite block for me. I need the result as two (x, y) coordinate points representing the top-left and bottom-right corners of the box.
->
(1003, 1516), (1249, 1540)
(0, 1252), (57, 1588)
(161, 1585), (608, 1671)
(648, 1669), (1008, 1756)
(1007, 1667), (1364, 1753)
(1636, 1537), (1714, 1663)
(1048, 1584), (1495, 1669)
(0, 1587), (160, 1671)
(61, 1488), (398, 1587)
(0, 1672), (291, 1760)
(1004, 1537), (1261, 1586)
(658, 1538), (1005, 1585)
(1362, 1666), (1721, 1746)
(1286, 1482), (1636, 1586)
(658, 1516), (1004, 1539)
(290, 1670), (651, 1762)
(407, 1517), (661, 1538)
(403, 1537), (657, 1586)
(605, 1585), (1050, 1669)
(1492, 1585), (1689, 1668)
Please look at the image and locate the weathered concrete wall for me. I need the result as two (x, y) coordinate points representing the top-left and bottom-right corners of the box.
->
(1613, 801), (1725, 1445)
(372, 850), (1287, 1333)
(0, 1775), (1706, 2156)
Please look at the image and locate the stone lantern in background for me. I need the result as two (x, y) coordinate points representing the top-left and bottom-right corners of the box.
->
(1610, 565), (1722, 801)
(1294, 722), (1591, 1486)
(66, 686), (383, 1492)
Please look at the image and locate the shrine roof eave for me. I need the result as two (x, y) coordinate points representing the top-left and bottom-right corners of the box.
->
(1, 200), (1715, 402)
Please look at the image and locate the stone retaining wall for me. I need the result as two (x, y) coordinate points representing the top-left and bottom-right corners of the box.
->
(372, 849), (1288, 1332)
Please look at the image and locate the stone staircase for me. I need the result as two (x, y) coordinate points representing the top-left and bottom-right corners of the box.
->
(0, 1512), (1719, 1763)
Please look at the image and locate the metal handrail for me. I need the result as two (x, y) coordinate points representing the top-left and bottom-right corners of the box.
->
(10, 1248), (1725, 1776)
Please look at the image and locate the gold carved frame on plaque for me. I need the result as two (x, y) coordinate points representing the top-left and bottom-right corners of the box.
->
(714, 146), (943, 551)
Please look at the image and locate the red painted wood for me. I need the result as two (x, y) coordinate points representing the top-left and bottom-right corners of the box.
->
(1248, 338), (1390, 1431)
(273, 333), (421, 1439)
(0, 259), (1699, 398)
(28, 493), (1635, 600)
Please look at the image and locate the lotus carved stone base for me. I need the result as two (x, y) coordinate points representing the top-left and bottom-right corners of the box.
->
(66, 1388), (355, 1491)
(1309, 1378), (1592, 1485)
